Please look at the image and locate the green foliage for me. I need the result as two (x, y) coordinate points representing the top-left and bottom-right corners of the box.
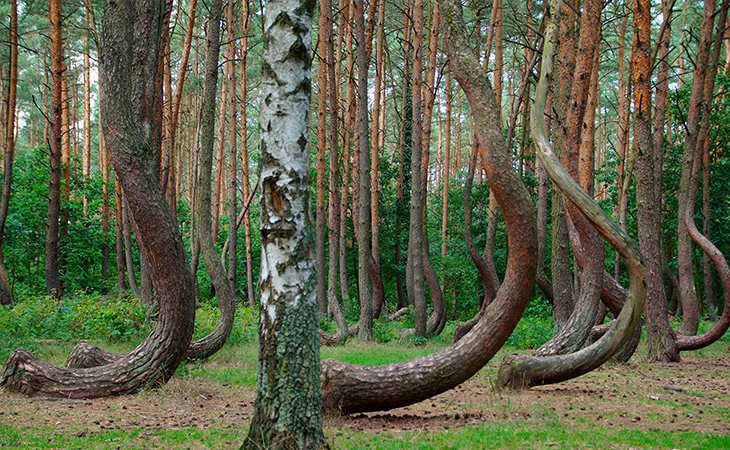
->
(0, 294), (149, 360)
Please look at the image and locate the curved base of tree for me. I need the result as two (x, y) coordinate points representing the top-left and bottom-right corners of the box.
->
(0, 0), (197, 399)
(320, 0), (538, 414)
(675, 208), (730, 351)
(65, 343), (121, 368)
(495, 4), (646, 390)
(424, 255), (446, 336)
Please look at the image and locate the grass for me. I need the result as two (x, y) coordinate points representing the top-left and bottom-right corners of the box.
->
(1, 297), (728, 449)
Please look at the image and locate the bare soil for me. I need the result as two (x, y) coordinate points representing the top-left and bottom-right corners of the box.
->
(0, 348), (728, 437)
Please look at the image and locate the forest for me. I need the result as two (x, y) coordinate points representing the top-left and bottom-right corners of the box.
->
(0, 0), (728, 448)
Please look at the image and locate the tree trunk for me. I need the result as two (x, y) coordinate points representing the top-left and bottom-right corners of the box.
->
(1, 0), (195, 399)
(370, 0), (385, 317)
(536, 0), (603, 357)
(354, 0), (373, 340)
(185, 0), (236, 361)
(45, 0), (64, 298)
(323, 0), (348, 342)
(0, 0), (18, 305)
(316, 0), (329, 317)
(497, 0), (646, 389)
(239, 0), (254, 306)
(321, 0), (537, 414)
(641, 0), (680, 363)
(242, 1), (325, 446)
(225, 0), (237, 292)
(164, 0), (197, 210)
(676, 0), (730, 352)
(408, 0), (427, 337)
(676, 0), (716, 336)
(440, 69), (451, 260)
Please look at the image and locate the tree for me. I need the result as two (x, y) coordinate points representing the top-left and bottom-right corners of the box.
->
(242, 0), (325, 447)
(1, 0), (195, 398)
(635, 0), (679, 363)
(0, 0), (18, 305)
(45, 0), (64, 297)
(496, 0), (646, 389)
(320, 0), (538, 414)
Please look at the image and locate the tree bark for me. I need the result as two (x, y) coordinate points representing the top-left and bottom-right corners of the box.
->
(536, 0), (603, 357)
(354, 0), (373, 340)
(45, 0), (64, 298)
(186, 0), (236, 361)
(496, 0), (646, 389)
(321, 0), (537, 414)
(676, 0), (730, 352)
(242, 0), (325, 446)
(639, 0), (679, 363)
(0, 0), (18, 305)
(316, 0), (329, 317)
(1, 0), (195, 399)
(676, 0), (716, 336)
(239, 0), (254, 306)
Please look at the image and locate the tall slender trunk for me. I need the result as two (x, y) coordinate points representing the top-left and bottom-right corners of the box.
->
(440, 69), (452, 259)
(355, 0), (373, 339)
(0, 0), (18, 305)
(82, 16), (92, 217)
(677, 0), (716, 336)
(408, 0), (427, 337)
(316, 0), (329, 316)
(239, 0), (254, 306)
(550, 0), (576, 331)
(370, 0), (385, 300)
(45, 0), (64, 297)
(225, 0), (237, 291)
(165, 0), (198, 210)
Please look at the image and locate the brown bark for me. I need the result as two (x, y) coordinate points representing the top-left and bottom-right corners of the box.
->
(323, 0), (347, 341)
(370, 0), (385, 307)
(640, 0), (679, 363)
(164, 0), (197, 210)
(676, 0), (730, 352)
(408, 0), (428, 337)
(676, 0), (717, 336)
(497, 0), (646, 388)
(536, 0), (603, 357)
(45, 0), (63, 297)
(316, 0), (329, 316)
(187, 0), (235, 360)
(321, 0), (537, 414)
(1, 0), (195, 399)
(549, 0), (577, 331)
(338, 3), (354, 303)
(224, 0), (237, 292)
(239, 0), (254, 306)
(0, 0), (18, 305)
(355, 0), (373, 340)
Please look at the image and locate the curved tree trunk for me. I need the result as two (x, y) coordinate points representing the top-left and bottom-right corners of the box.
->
(676, 2), (730, 351)
(1, 0), (195, 398)
(186, 0), (235, 360)
(66, 0), (234, 366)
(496, 0), (646, 389)
(676, 0), (717, 336)
(320, 0), (537, 414)
(534, 0), (603, 357)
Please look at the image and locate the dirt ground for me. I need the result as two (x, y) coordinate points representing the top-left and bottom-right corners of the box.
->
(0, 349), (728, 437)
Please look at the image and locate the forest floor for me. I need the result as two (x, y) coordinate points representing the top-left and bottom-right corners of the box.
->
(0, 339), (728, 448)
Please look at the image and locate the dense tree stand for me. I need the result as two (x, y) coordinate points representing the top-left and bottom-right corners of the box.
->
(320, 0), (537, 414)
(0, 0), (195, 398)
